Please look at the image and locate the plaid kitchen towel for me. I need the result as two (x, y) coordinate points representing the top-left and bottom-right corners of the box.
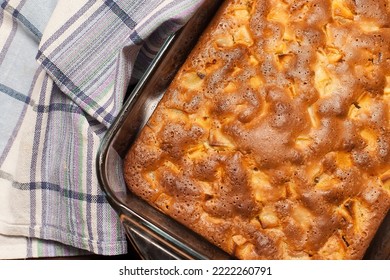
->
(0, 0), (204, 259)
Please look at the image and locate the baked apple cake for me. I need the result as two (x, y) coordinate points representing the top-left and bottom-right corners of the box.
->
(124, 0), (390, 259)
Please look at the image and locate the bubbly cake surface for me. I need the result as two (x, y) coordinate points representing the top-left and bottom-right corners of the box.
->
(124, 0), (390, 259)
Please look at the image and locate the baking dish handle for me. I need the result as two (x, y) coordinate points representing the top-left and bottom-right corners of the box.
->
(121, 214), (199, 260)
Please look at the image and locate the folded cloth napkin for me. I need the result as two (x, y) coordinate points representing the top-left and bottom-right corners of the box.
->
(0, 0), (204, 259)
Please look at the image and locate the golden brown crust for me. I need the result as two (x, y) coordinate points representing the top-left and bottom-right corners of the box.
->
(124, 0), (390, 259)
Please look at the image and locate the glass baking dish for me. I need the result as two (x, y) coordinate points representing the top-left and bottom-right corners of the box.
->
(96, 0), (390, 260)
